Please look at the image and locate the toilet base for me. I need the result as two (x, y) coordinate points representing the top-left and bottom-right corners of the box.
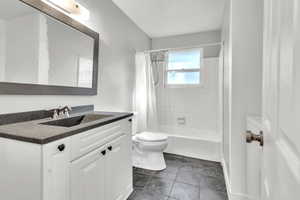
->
(132, 150), (166, 171)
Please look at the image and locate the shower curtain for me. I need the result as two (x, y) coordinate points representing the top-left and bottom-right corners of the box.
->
(134, 52), (159, 132)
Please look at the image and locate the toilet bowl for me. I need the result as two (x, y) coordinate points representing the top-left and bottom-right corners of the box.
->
(132, 132), (168, 171)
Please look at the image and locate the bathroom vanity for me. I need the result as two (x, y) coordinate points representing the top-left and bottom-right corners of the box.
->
(0, 107), (133, 200)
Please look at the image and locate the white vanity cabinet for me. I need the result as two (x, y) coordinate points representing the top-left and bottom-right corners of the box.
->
(43, 138), (71, 200)
(0, 118), (132, 200)
(70, 145), (107, 200)
(70, 135), (131, 200)
(105, 135), (132, 200)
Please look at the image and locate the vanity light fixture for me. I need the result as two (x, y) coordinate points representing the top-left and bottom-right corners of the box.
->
(42, 0), (79, 14)
(71, 2), (90, 21)
(41, 0), (90, 20)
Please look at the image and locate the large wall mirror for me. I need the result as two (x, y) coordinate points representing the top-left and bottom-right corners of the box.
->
(0, 0), (99, 95)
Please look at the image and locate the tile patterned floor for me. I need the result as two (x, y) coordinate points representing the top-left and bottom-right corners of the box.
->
(128, 153), (228, 200)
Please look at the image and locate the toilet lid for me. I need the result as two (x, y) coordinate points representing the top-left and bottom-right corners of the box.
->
(136, 132), (168, 142)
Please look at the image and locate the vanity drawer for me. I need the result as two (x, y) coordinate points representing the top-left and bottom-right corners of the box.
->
(71, 121), (124, 161)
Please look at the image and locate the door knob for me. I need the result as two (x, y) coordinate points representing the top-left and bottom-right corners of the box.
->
(246, 130), (264, 146)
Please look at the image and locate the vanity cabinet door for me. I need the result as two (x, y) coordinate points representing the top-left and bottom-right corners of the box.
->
(70, 147), (106, 200)
(43, 138), (71, 200)
(106, 135), (132, 200)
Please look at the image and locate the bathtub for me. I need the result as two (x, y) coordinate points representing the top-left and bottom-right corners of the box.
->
(132, 114), (221, 162)
(159, 126), (221, 162)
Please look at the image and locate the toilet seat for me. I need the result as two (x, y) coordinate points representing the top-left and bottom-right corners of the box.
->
(135, 132), (168, 142)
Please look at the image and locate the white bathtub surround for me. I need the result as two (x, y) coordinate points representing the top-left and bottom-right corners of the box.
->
(155, 57), (222, 161)
(156, 58), (220, 134)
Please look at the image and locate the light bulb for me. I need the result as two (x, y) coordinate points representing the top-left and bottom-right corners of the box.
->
(41, 0), (90, 21)
(42, 0), (79, 14)
(71, 3), (90, 21)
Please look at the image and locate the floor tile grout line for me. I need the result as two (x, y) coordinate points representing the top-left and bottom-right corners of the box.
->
(132, 154), (228, 200)
(167, 162), (182, 200)
(168, 176), (176, 197)
(174, 180), (200, 187)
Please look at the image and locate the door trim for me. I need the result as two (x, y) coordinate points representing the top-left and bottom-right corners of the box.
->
(221, 158), (255, 200)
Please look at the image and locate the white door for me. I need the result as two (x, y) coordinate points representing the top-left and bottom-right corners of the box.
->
(70, 147), (106, 200)
(106, 135), (131, 200)
(262, 0), (300, 199)
(43, 138), (71, 200)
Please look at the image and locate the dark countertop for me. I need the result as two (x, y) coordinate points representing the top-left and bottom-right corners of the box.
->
(0, 111), (133, 144)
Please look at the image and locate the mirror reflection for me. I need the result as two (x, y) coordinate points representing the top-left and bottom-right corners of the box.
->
(0, 0), (95, 88)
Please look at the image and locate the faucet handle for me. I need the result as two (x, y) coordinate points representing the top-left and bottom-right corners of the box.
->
(52, 109), (59, 119)
(51, 106), (72, 119)
(64, 108), (70, 117)
(65, 105), (72, 111)
(63, 105), (72, 117)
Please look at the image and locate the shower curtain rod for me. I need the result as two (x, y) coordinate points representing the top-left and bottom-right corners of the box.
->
(144, 42), (223, 53)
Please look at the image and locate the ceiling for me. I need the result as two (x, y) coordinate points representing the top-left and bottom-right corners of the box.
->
(112, 0), (226, 38)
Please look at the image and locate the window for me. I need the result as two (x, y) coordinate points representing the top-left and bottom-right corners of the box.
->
(77, 57), (93, 88)
(165, 48), (202, 87)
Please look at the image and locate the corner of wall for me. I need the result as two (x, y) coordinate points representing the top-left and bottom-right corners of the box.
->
(150, 38), (153, 50)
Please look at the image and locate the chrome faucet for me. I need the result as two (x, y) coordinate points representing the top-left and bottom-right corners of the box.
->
(64, 106), (72, 117)
(51, 106), (72, 119)
(52, 109), (59, 119)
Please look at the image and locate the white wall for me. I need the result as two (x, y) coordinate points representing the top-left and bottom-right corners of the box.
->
(152, 30), (221, 50)
(152, 30), (221, 59)
(222, 0), (263, 197)
(0, 20), (5, 82)
(0, 0), (150, 114)
(38, 14), (50, 85)
(222, 0), (232, 179)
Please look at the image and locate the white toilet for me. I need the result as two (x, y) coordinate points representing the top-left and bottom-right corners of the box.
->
(132, 131), (168, 171)
(131, 114), (168, 171)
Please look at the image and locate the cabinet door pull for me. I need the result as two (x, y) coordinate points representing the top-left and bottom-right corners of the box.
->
(101, 150), (106, 156)
(57, 144), (66, 152)
(108, 146), (113, 151)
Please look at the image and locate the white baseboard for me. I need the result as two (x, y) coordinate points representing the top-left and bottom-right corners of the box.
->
(221, 157), (232, 199)
(221, 158), (252, 200)
(120, 185), (133, 200)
